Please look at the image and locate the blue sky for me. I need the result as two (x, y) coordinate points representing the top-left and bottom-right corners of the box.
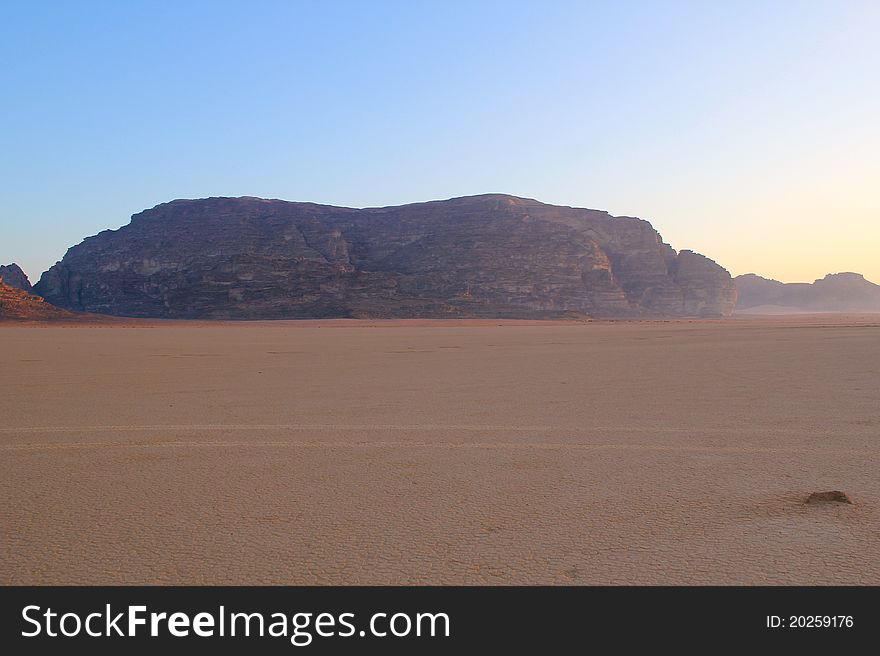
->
(2, 0), (878, 283)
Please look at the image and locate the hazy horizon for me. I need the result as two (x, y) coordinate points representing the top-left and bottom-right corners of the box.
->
(2, 0), (878, 284)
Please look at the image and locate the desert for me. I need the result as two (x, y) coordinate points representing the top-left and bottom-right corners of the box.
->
(2, 315), (877, 585)
(4, 2), (880, 648)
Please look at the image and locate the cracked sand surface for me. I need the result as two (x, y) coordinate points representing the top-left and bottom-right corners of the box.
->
(1, 317), (878, 584)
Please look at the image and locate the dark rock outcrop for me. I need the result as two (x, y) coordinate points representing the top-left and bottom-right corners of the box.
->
(806, 491), (853, 505)
(736, 272), (880, 313)
(0, 277), (78, 321)
(35, 194), (737, 319)
(0, 263), (32, 292)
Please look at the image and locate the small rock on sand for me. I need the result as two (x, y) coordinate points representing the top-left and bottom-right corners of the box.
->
(806, 491), (853, 505)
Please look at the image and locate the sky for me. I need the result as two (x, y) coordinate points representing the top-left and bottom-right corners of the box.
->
(1, 0), (878, 284)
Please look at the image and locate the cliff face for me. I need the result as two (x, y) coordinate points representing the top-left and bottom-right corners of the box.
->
(35, 194), (737, 319)
(673, 250), (739, 316)
(736, 272), (880, 313)
(0, 263), (32, 292)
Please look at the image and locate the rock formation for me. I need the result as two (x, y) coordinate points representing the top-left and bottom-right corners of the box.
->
(35, 194), (737, 319)
(0, 263), (32, 292)
(0, 277), (79, 321)
(736, 272), (880, 313)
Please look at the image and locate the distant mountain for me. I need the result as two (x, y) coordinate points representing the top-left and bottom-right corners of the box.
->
(34, 194), (737, 319)
(0, 263), (32, 292)
(0, 277), (79, 321)
(735, 272), (880, 313)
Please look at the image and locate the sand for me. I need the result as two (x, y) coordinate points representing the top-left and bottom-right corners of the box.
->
(1, 316), (878, 584)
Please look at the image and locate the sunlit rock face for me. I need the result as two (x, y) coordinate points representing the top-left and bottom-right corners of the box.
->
(0, 278), (76, 320)
(35, 194), (737, 319)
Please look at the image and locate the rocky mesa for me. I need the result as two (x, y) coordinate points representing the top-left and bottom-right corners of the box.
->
(34, 194), (737, 319)
(736, 272), (880, 313)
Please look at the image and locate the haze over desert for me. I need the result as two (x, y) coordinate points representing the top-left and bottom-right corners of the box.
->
(2, 316), (877, 585)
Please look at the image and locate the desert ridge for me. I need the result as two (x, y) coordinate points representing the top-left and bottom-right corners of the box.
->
(0, 276), (80, 321)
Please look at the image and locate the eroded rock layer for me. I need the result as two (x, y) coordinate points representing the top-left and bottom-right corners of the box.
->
(0, 278), (78, 320)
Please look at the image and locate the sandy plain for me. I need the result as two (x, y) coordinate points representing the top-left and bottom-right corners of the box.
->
(1, 316), (878, 584)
